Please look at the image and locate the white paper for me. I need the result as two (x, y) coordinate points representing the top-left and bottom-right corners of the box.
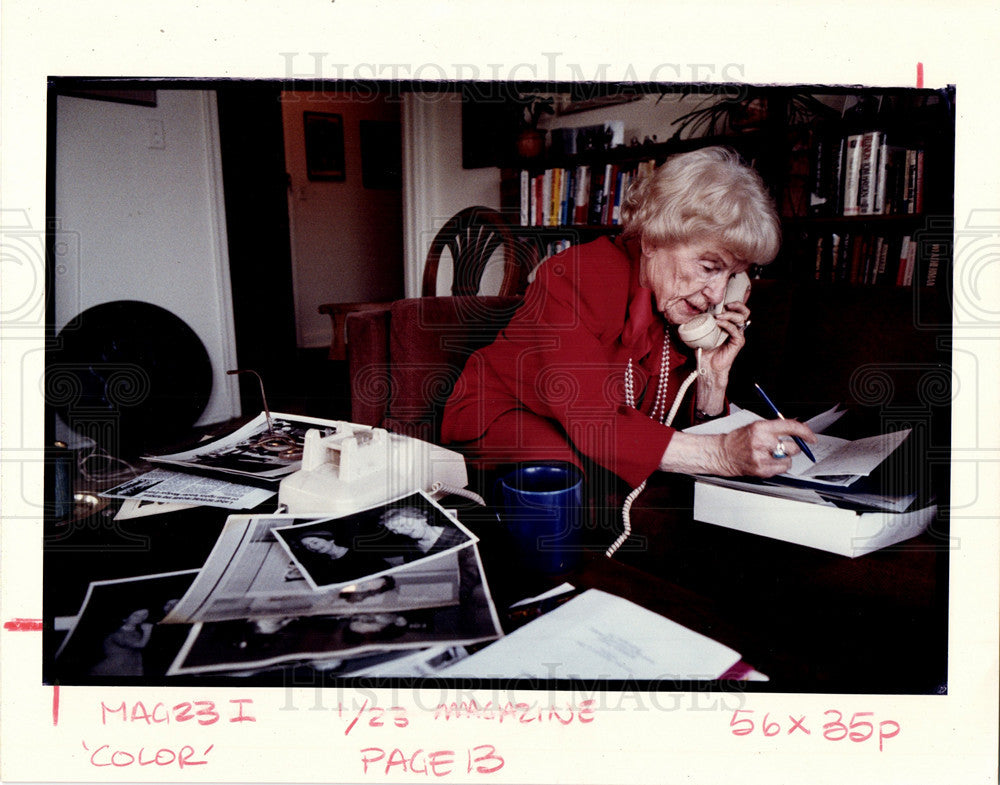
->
(114, 498), (198, 519)
(100, 468), (275, 510)
(695, 475), (837, 507)
(796, 429), (911, 481)
(693, 481), (937, 558)
(684, 406), (910, 486)
(804, 404), (848, 434)
(442, 589), (742, 680)
(509, 582), (576, 608)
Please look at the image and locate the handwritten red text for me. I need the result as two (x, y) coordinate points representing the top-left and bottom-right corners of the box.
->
(730, 709), (900, 751)
(360, 745), (504, 776)
(433, 699), (596, 725)
(340, 699), (409, 735)
(100, 698), (255, 725)
(83, 740), (214, 769)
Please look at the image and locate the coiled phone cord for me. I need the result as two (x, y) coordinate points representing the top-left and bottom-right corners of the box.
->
(429, 481), (486, 507)
(605, 345), (703, 558)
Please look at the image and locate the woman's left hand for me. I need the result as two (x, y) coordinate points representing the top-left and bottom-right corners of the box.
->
(694, 302), (751, 414)
(704, 301), (750, 373)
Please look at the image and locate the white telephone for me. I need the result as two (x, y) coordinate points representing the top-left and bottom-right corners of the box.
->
(278, 422), (469, 515)
(677, 272), (751, 350)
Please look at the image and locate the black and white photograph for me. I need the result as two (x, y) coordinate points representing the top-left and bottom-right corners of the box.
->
(4, 3), (998, 782)
(52, 570), (199, 681)
(147, 412), (341, 481)
(163, 512), (467, 624)
(273, 492), (476, 590)
(167, 544), (501, 676)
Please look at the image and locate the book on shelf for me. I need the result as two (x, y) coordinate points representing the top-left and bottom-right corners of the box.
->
(541, 169), (553, 226)
(923, 240), (945, 287)
(572, 164), (590, 224)
(517, 158), (653, 230)
(807, 130), (926, 218)
(856, 131), (882, 215)
(519, 169), (531, 226)
(842, 134), (864, 216)
(802, 229), (933, 286)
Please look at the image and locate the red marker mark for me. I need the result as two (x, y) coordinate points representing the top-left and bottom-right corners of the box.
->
(344, 698), (370, 736)
(916, 62), (924, 88)
(53, 685), (60, 726)
(4, 618), (43, 631)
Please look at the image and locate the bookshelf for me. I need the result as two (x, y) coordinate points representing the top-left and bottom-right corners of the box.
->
(499, 86), (955, 289)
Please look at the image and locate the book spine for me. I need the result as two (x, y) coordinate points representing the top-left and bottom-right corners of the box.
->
(874, 236), (889, 284)
(886, 145), (905, 215)
(842, 134), (864, 216)
(903, 149), (917, 213)
(838, 233), (853, 282)
(589, 166), (606, 225)
(602, 163), (615, 224)
(519, 170), (530, 227)
(895, 236), (911, 286)
(561, 167), (577, 226)
(858, 131), (879, 215)
(925, 241), (941, 286)
(542, 169), (553, 226)
(559, 168), (571, 226)
(529, 174), (538, 226)
(874, 134), (889, 214)
(913, 150), (925, 214)
(902, 236), (917, 286)
(851, 234), (867, 284)
(831, 136), (846, 215)
(828, 233), (841, 283)
(552, 168), (563, 227)
(573, 165), (590, 225)
(808, 136), (827, 215)
(611, 169), (625, 225)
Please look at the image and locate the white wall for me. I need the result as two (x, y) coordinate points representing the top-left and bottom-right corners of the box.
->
(402, 92), (501, 298)
(282, 93), (404, 348)
(53, 90), (239, 425)
(401, 91), (706, 297)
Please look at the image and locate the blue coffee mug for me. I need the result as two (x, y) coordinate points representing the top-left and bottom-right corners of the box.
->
(494, 463), (584, 574)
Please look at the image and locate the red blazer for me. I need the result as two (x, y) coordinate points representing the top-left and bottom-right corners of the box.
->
(441, 237), (701, 488)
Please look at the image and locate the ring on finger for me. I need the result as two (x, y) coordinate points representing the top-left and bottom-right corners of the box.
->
(771, 437), (787, 459)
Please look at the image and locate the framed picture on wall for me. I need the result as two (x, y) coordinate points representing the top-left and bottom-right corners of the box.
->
(304, 112), (345, 181)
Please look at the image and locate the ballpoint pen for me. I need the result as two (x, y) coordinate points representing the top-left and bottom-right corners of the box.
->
(753, 383), (817, 462)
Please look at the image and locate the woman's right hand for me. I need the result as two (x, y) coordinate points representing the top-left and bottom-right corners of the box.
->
(715, 419), (818, 478)
(657, 419), (818, 478)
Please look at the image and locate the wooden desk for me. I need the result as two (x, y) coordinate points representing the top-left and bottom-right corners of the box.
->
(43, 473), (948, 692)
(602, 474), (949, 693)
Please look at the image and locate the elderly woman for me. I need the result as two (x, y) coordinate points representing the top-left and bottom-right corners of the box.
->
(441, 146), (815, 490)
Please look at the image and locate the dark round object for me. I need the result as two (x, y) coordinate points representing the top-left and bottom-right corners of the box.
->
(49, 301), (213, 456)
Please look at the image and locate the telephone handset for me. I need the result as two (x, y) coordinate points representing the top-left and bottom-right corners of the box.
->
(677, 272), (751, 350)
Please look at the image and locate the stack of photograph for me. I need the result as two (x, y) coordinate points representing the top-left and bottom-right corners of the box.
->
(52, 413), (503, 681)
(54, 490), (502, 680)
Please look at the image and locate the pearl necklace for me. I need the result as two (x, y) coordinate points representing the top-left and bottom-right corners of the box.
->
(611, 327), (702, 560)
(625, 326), (670, 424)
